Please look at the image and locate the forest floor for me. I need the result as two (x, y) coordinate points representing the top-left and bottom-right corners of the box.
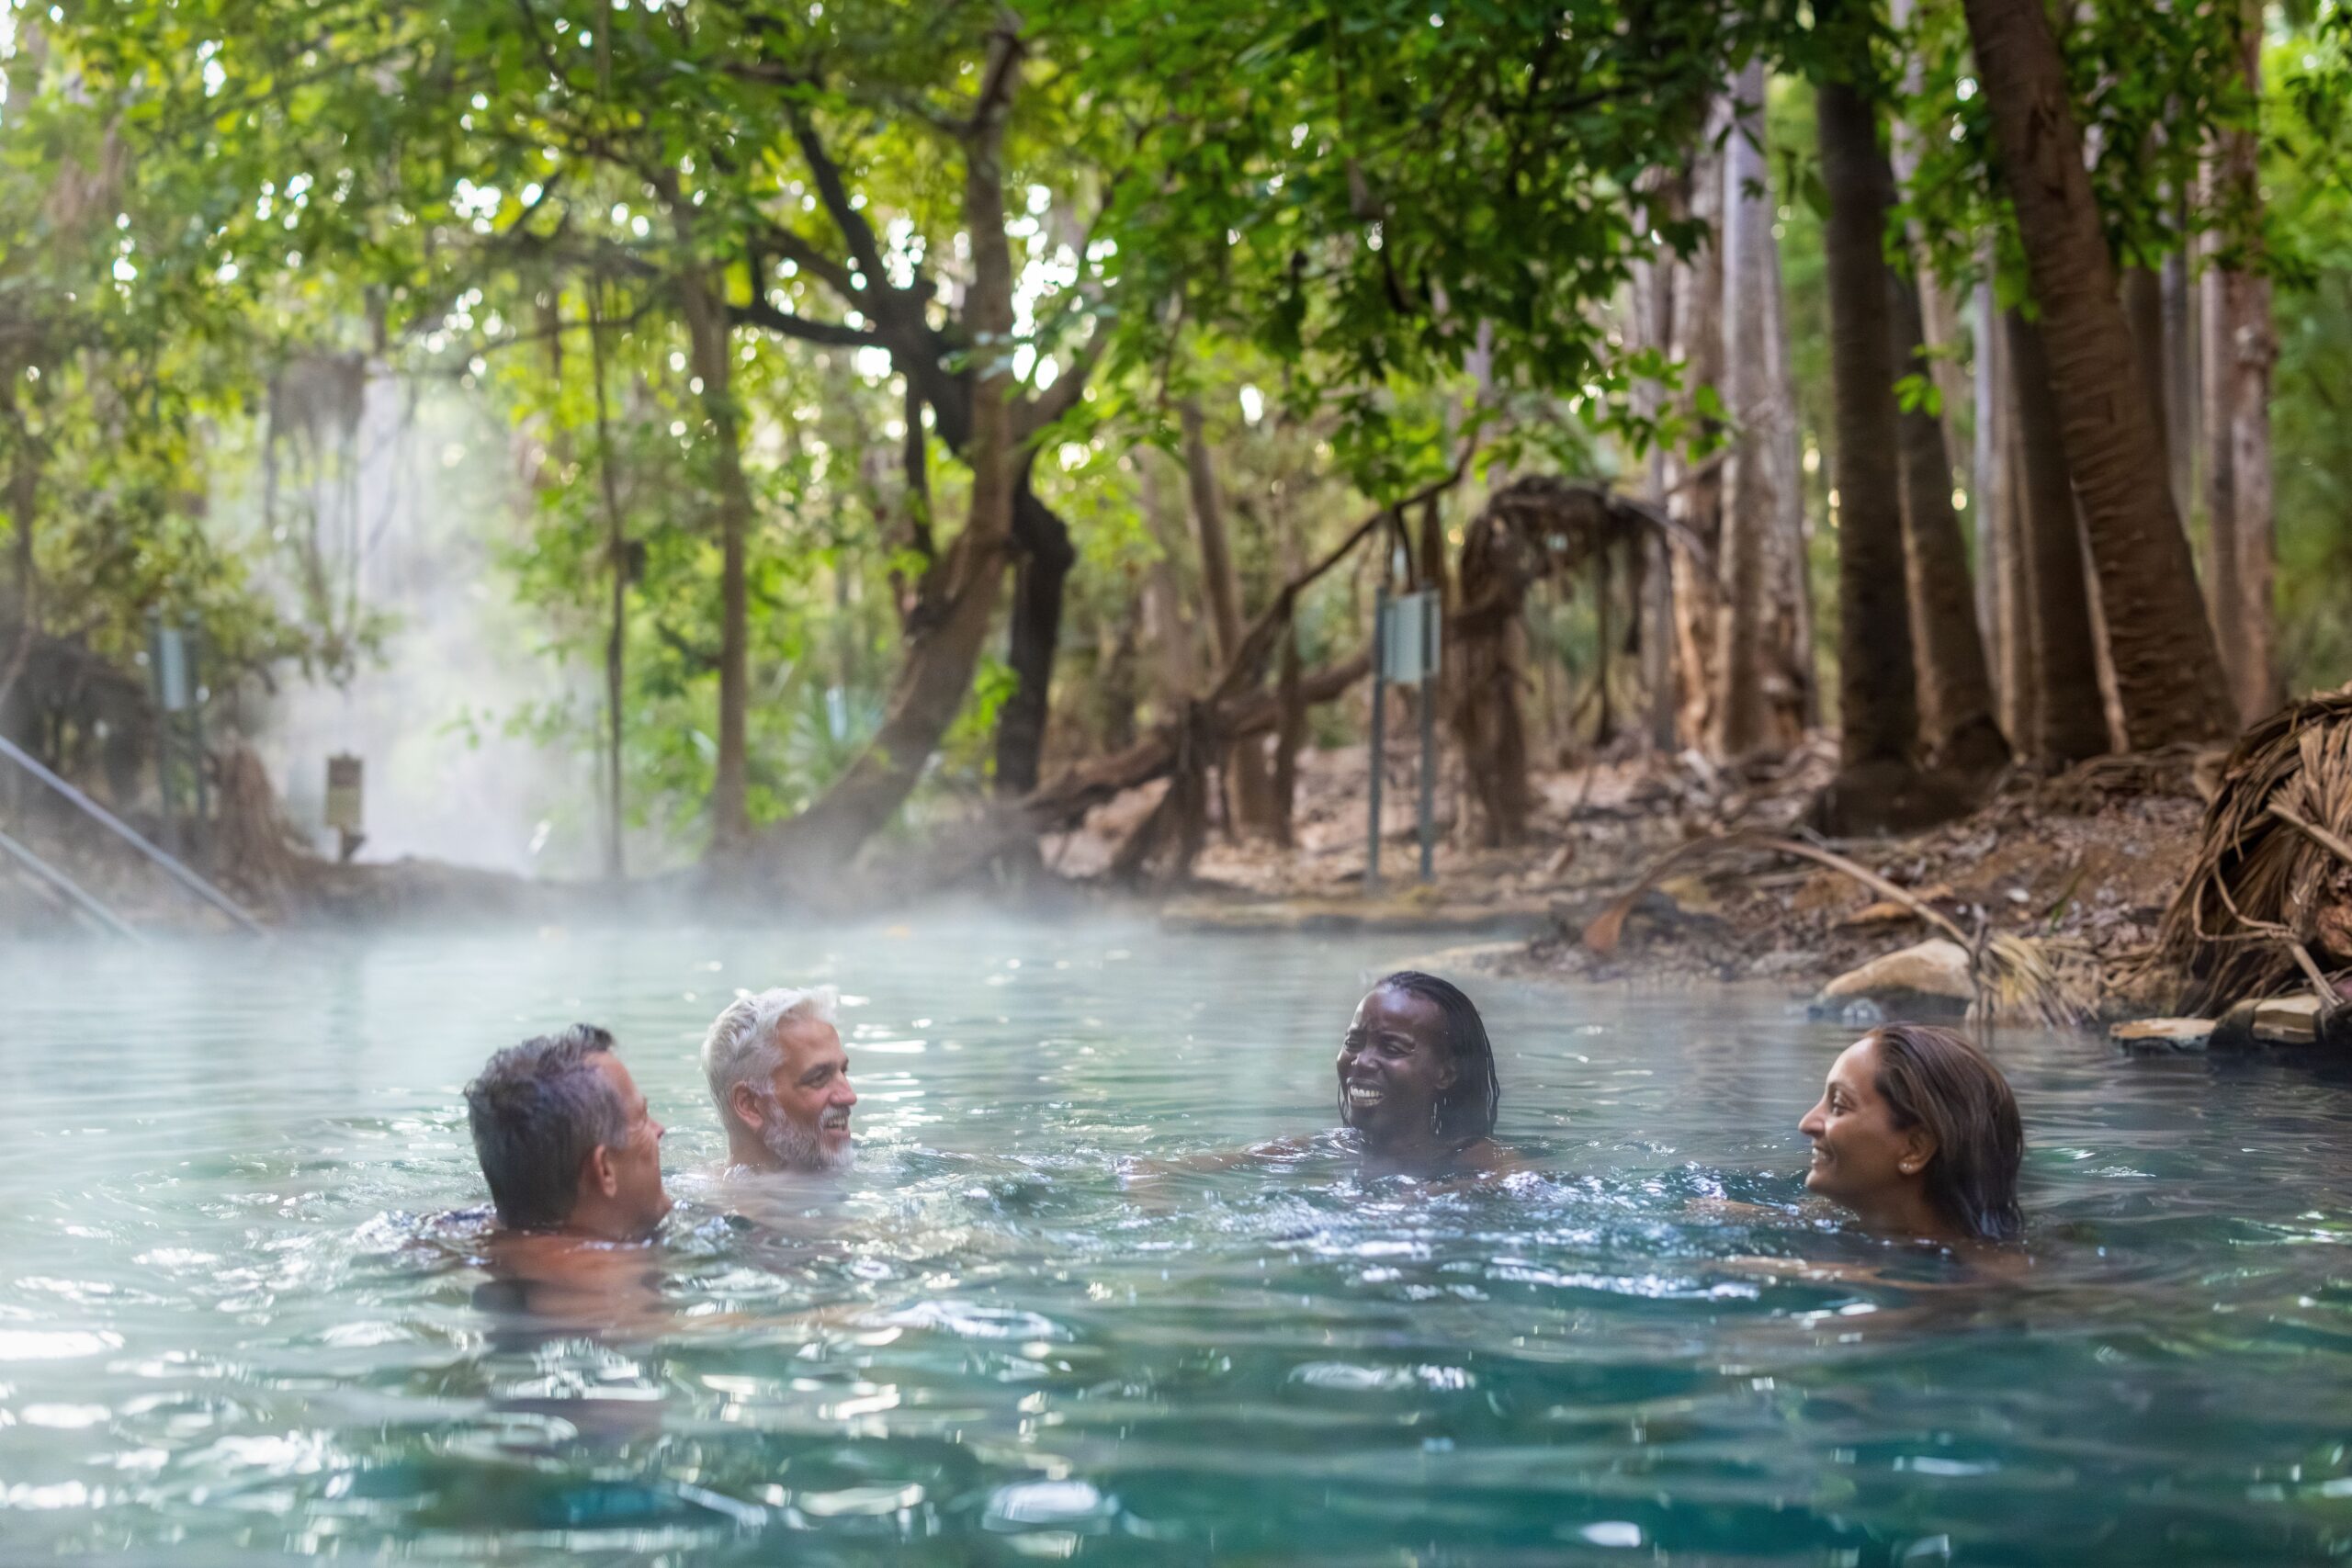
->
(6, 731), (2213, 1027)
(1047, 736), (2211, 1019)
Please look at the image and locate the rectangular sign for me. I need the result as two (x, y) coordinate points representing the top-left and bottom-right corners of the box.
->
(1379, 590), (1442, 685)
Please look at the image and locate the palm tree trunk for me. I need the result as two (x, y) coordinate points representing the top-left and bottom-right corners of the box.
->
(1961, 0), (2233, 746)
(1893, 270), (2008, 773)
(2202, 0), (2278, 725)
(1817, 76), (1919, 774)
(2006, 310), (2110, 765)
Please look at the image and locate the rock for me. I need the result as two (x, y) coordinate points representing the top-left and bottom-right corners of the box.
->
(1809, 939), (1973, 1021)
(2109, 1017), (2214, 1054)
(2210, 994), (2346, 1050)
(2254, 996), (2324, 1044)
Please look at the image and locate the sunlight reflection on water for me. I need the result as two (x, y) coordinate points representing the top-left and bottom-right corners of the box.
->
(1, 915), (2349, 1562)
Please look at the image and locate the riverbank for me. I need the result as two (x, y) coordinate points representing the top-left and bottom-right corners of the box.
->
(1058, 738), (2213, 1021)
(5, 731), (2215, 1028)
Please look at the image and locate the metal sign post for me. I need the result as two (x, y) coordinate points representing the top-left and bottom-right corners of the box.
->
(1371, 586), (1443, 888)
(1366, 584), (1388, 892)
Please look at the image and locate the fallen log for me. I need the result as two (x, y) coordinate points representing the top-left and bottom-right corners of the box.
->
(1023, 649), (1369, 830)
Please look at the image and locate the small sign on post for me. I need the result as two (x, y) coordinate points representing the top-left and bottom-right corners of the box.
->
(325, 754), (367, 863)
(1378, 590), (1442, 685)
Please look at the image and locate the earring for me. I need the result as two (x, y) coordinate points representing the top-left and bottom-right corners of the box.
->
(1430, 1099), (1445, 1137)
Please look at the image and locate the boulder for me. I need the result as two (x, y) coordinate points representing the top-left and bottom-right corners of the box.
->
(2208, 994), (2349, 1050)
(1810, 939), (1973, 1021)
(2108, 1017), (2214, 1054)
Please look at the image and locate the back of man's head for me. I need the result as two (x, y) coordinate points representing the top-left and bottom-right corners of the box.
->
(465, 1024), (624, 1229)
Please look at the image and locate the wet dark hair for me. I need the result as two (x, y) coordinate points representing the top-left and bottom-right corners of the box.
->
(464, 1024), (625, 1230)
(1869, 1023), (2025, 1243)
(1348, 971), (1501, 1145)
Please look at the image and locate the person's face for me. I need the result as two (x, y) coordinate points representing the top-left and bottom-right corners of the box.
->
(590, 1052), (671, 1236)
(747, 1016), (856, 1171)
(1337, 986), (1454, 1145)
(1798, 1037), (1933, 1211)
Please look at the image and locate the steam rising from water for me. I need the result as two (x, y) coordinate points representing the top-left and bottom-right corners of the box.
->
(229, 365), (603, 874)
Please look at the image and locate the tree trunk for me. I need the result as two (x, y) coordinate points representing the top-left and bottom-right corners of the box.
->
(1179, 396), (1276, 835)
(587, 281), (629, 882)
(1758, 183), (1820, 733)
(2161, 244), (2197, 520)
(1136, 453), (1200, 714)
(2202, 0), (2278, 727)
(1715, 63), (1796, 758)
(1669, 114), (1726, 751)
(1628, 252), (1679, 751)
(755, 39), (1023, 878)
(2124, 265), (2170, 479)
(1815, 72), (1929, 825)
(2006, 310), (2110, 766)
(1971, 277), (2015, 725)
(1892, 270), (2008, 773)
(1961, 0), (2233, 746)
(992, 479), (1073, 795)
(1997, 411), (2037, 747)
(675, 258), (753, 854)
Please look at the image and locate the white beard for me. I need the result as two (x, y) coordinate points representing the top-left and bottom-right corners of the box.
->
(756, 1102), (854, 1173)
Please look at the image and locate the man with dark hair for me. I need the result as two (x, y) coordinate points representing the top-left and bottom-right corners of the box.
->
(464, 1024), (672, 1245)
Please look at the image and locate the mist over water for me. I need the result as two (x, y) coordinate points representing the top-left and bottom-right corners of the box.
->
(222, 366), (605, 875)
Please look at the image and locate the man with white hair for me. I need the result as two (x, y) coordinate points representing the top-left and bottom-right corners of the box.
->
(701, 986), (857, 1173)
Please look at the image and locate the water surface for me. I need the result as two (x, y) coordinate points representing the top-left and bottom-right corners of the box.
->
(3, 917), (2349, 1562)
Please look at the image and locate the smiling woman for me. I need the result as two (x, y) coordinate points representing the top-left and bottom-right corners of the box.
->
(1334, 971), (1507, 1179)
(1799, 1023), (2025, 1246)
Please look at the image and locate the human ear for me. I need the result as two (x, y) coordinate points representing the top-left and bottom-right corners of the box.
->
(729, 1080), (766, 1129)
(589, 1143), (619, 1198)
(1896, 1126), (1938, 1178)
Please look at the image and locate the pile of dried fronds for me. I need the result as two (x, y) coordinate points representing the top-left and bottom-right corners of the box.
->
(2153, 687), (2352, 1016)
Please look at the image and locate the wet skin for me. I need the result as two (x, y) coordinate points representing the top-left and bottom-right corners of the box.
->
(1798, 1036), (1950, 1242)
(724, 1016), (857, 1172)
(1337, 986), (1498, 1179)
(478, 1051), (673, 1331)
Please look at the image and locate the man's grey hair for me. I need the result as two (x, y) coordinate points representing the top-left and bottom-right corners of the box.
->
(464, 1024), (625, 1230)
(700, 986), (840, 1120)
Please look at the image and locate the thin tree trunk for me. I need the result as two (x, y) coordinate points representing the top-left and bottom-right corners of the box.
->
(1180, 396), (1276, 835)
(2203, 0), (2278, 725)
(1136, 454), (1200, 715)
(993, 479), (1073, 795)
(2007, 310), (2110, 765)
(675, 258), (753, 854)
(1816, 72), (1924, 800)
(1893, 269), (2008, 772)
(1670, 111), (1727, 751)
(1961, 0), (2233, 746)
(1715, 65), (1778, 758)
(1629, 253), (1679, 750)
(1759, 186), (1819, 733)
(757, 34), (1024, 876)
(588, 279), (628, 882)
(1971, 278), (2013, 719)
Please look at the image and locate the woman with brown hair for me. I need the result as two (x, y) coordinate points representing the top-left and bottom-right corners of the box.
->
(1798, 1023), (2025, 1246)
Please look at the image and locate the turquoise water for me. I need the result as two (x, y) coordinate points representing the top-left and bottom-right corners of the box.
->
(2, 916), (2349, 1563)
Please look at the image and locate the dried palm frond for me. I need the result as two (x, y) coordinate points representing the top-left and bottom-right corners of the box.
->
(1580, 830), (2082, 1027)
(2152, 686), (2352, 1015)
